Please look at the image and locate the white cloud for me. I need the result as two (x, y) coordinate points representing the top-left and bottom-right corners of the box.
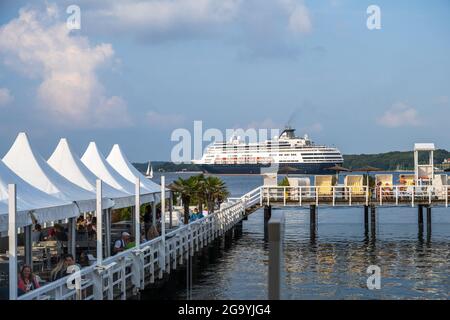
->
(146, 110), (185, 129)
(0, 5), (132, 128)
(284, 1), (312, 34)
(84, 0), (241, 39)
(377, 102), (421, 128)
(0, 88), (13, 106)
(81, 0), (312, 45)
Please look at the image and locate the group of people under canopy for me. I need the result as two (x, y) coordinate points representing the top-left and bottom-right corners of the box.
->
(0, 132), (170, 298)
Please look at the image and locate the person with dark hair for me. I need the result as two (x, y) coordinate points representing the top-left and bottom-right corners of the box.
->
(18, 265), (40, 295)
(143, 205), (152, 236)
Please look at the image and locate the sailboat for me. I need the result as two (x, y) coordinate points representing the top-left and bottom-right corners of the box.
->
(145, 161), (153, 178)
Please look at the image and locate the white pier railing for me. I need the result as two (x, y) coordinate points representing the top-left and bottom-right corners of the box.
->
(259, 185), (450, 207)
(18, 199), (245, 300)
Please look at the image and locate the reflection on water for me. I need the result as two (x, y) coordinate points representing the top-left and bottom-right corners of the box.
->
(146, 173), (450, 300)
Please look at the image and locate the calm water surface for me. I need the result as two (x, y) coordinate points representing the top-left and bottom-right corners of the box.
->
(148, 173), (450, 300)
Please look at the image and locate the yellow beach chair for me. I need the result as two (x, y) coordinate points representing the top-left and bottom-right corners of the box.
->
(315, 175), (336, 196)
(344, 175), (365, 196)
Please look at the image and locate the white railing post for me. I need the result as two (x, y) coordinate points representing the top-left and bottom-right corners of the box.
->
(445, 185), (449, 207)
(315, 187), (319, 206)
(380, 187), (383, 206)
(428, 186), (432, 205)
(412, 187), (415, 207)
(283, 187), (286, 206)
(8, 184), (18, 300)
(96, 179), (103, 265)
(260, 187), (263, 206)
(365, 186), (369, 206)
(395, 187), (399, 206)
(349, 187), (352, 206)
(299, 187), (302, 207)
(135, 177), (141, 247)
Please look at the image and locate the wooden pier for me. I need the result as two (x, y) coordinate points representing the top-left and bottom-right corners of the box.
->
(12, 183), (450, 300)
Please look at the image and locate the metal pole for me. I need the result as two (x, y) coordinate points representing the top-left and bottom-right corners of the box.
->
(24, 225), (32, 267)
(8, 184), (18, 300)
(161, 176), (166, 273)
(68, 217), (76, 257)
(268, 211), (284, 300)
(135, 177), (141, 247)
(96, 180), (103, 265)
(105, 208), (111, 258)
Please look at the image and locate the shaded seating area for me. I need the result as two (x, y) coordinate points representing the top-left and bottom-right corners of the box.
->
(0, 132), (166, 300)
(398, 174), (415, 198)
(375, 174), (394, 200)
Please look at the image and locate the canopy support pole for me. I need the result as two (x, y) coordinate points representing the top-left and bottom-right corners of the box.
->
(105, 209), (111, 258)
(160, 176), (166, 273)
(24, 225), (32, 267)
(135, 177), (141, 247)
(169, 192), (173, 229)
(68, 217), (76, 258)
(8, 184), (18, 300)
(152, 201), (156, 227)
(96, 180), (103, 265)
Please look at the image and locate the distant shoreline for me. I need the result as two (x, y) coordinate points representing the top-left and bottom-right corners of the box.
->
(133, 148), (450, 174)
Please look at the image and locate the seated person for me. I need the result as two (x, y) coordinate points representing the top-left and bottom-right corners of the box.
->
(18, 265), (40, 296)
(50, 254), (76, 281)
(113, 232), (131, 254)
(189, 208), (199, 222)
(146, 225), (159, 240)
(125, 236), (136, 249)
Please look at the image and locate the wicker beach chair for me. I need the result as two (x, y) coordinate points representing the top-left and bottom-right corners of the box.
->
(344, 175), (365, 197)
(314, 175), (336, 197)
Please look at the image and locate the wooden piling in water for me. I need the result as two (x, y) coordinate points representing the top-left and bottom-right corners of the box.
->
(426, 206), (432, 237)
(418, 204), (424, 232)
(310, 205), (317, 241)
(364, 205), (369, 233)
(370, 205), (376, 236)
(264, 205), (272, 241)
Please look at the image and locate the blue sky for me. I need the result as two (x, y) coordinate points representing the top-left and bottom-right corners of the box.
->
(0, 0), (449, 162)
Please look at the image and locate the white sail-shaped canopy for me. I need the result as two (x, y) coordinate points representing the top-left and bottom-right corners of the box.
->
(2, 133), (105, 213)
(81, 142), (154, 205)
(0, 160), (78, 234)
(107, 144), (164, 201)
(47, 139), (134, 208)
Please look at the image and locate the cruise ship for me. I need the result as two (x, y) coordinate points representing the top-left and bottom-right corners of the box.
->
(192, 127), (344, 174)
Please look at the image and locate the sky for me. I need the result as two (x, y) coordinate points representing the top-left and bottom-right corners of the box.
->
(0, 0), (449, 162)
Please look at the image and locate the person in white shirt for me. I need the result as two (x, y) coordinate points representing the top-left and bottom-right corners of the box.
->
(113, 232), (131, 254)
